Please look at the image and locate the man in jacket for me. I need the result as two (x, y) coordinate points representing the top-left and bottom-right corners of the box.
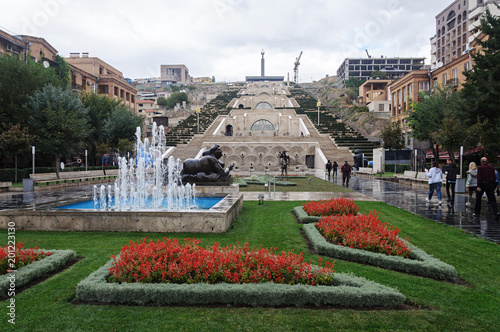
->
(475, 157), (500, 219)
(341, 160), (351, 187)
(444, 159), (458, 204)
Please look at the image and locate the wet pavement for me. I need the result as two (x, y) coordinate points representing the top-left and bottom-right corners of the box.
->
(1, 175), (499, 243)
(337, 174), (500, 244)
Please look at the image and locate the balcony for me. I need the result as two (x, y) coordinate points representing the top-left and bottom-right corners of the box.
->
(447, 78), (458, 86)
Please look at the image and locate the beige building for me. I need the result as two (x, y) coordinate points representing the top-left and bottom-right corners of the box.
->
(66, 53), (137, 112)
(160, 65), (191, 85)
(431, 52), (471, 90)
(431, 0), (500, 69)
(431, 0), (469, 69)
(358, 79), (392, 119)
(0, 29), (27, 57)
(389, 70), (431, 147)
(0, 28), (58, 65)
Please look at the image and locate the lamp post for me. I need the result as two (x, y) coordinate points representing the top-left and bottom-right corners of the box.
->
(196, 106), (200, 133)
(316, 100), (321, 126)
(32, 146), (35, 175)
(85, 149), (88, 172)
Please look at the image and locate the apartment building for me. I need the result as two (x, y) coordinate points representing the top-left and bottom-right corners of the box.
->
(469, 0), (500, 43)
(430, 0), (499, 69)
(431, 52), (472, 90)
(389, 70), (431, 147)
(358, 79), (392, 119)
(160, 65), (191, 85)
(336, 57), (425, 88)
(0, 28), (58, 65)
(66, 53), (137, 112)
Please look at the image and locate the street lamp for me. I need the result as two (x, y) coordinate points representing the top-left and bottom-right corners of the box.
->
(196, 106), (201, 133)
(316, 99), (321, 126)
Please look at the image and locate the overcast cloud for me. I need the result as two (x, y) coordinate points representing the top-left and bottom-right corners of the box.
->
(0, 0), (453, 82)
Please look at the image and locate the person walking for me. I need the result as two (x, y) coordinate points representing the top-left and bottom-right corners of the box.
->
(466, 162), (477, 207)
(326, 160), (332, 179)
(474, 157), (500, 219)
(332, 161), (338, 179)
(444, 159), (457, 204)
(341, 160), (352, 187)
(425, 161), (443, 205)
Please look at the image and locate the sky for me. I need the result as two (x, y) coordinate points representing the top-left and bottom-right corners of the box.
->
(0, 0), (455, 82)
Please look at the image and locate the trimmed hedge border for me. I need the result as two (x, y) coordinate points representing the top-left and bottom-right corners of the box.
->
(75, 258), (406, 308)
(303, 224), (458, 281)
(0, 249), (77, 294)
(293, 206), (321, 223)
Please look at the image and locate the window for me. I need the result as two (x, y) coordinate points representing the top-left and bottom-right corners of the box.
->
(250, 119), (274, 131)
(418, 81), (429, 91)
(379, 104), (385, 111)
(255, 102), (272, 109)
(452, 68), (458, 79)
(442, 73), (447, 84)
(464, 62), (470, 72)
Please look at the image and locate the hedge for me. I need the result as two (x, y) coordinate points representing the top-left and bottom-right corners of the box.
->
(0, 249), (77, 295)
(303, 224), (457, 281)
(293, 206), (321, 223)
(76, 258), (406, 308)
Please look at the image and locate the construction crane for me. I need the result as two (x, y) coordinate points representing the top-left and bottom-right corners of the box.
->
(365, 49), (371, 58)
(293, 51), (303, 83)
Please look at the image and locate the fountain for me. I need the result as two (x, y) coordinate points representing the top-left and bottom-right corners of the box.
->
(91, 124), (199, 211)
(0, 124), (244, 233)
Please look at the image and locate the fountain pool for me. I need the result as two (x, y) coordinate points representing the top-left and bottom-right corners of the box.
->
(0, 124), (243, 233)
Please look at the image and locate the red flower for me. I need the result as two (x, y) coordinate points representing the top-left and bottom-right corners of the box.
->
(315, 212), (412, 258)
(108, 238), (335, 286)
(303, 197), (359, 216)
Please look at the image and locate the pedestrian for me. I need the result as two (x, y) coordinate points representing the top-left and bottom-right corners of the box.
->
(332, 161), (338, 179)
(425, 161), (443, 205)
(474, 157), (500, 219)
(465, 162), (477, 207)
(326, 160), (332, 179)
(444, 159), (457, 204)
(341, 160), (352, 187)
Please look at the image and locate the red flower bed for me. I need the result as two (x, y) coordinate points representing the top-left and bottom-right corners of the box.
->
(303, 197), (359, 216)
(0, 243), (52, 274)
(108, 238), (335, 286)
(315, 212), (412, 257)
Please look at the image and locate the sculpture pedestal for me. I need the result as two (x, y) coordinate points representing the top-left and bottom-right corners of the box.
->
(195, 183), (239, 195)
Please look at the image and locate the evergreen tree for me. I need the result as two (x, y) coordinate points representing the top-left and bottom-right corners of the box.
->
(461, 6), (500, 158)
(27, 85), (89, 178)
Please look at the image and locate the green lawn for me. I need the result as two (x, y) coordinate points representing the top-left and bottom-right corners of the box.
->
(1, 201), (499, 331)
(236, 176), (352, 192)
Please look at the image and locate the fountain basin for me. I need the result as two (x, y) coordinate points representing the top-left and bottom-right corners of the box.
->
(0, 193), (244, 233)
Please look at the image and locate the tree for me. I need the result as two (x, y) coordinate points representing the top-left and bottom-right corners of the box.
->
(117, 138), (134, 156)
(102, 107), (143, 150)
(0, 54), (63, 129)
(344, 77), (365, 88)
(379, 122), (405, 173)
(460, 6), (500, 159)
(212, 76), (215, 82)
(81, 93), (125, 165)
(0, 123), (33, 182)
(166, 92), (188, 108)
(408, 86), (475, 163)
(157, 96), (168, 107)
(370, 70), (388, 79)
(407, 89), (446, 161)
(27, 85), (89, 179)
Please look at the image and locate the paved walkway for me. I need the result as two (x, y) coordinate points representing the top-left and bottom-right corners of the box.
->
(1, 173), (498, 243)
